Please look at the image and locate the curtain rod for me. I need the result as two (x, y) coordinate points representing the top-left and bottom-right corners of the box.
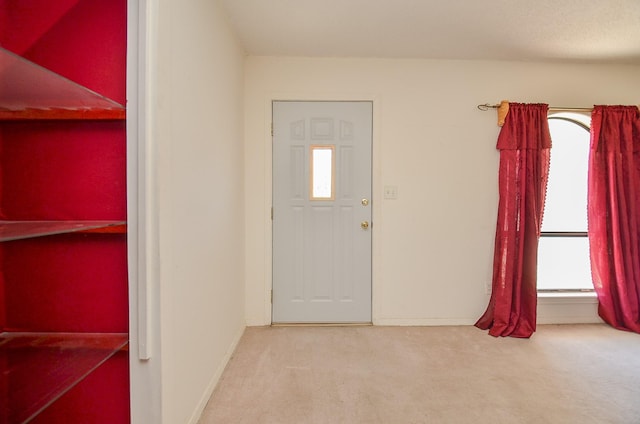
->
(477, 103), (593, 113)
(478, 101), (594, 126)
(479, 102), (639, 126)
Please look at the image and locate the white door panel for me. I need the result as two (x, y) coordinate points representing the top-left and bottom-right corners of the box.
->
(272, 101), (372, 323)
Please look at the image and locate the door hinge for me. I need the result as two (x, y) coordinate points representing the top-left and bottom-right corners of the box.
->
(271, 207), (274, 220)
(271, 290), (273, 304)
(271, 122), (274, 137)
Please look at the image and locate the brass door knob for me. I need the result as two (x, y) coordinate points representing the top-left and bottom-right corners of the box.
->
(361, 221), (369, 230)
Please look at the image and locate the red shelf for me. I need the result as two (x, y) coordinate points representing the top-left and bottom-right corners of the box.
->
(0, 332), (128, 424)
(0, 108), (125, 120)
(0, 47), (125, 120)
(0, 221), (127, 242)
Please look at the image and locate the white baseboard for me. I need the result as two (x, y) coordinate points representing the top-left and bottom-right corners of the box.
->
(188, 325), (246, 424)
(373, 318), (477, 326)
(374, 295), (602, 327)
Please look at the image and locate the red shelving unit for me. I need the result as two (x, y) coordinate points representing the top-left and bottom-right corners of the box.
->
(0, 1), (129, 422)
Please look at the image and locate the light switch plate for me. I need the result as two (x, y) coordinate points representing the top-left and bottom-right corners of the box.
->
(384, 185), (398, 199)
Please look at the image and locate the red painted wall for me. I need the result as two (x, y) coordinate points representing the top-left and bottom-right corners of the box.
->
(0, 121), (126, 220)
(0, 0), (127, 104)
(2, 234), (128, 333)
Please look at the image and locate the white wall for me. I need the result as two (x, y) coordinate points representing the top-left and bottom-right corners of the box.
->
(152, 0), (245, 422)
(245, 56), (640, 326)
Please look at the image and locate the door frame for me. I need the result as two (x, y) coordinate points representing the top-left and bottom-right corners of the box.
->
(260, 95), (381, 325)
(127, 0), (163, 422)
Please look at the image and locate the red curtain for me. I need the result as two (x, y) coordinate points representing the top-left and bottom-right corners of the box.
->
(588, 105), (640, 333)
(476, 103), (551, 338)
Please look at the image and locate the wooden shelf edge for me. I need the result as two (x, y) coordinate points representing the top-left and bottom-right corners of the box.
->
(0, 220), (127, 242)
(0, 331), (129, 346)
(0, 108), (126, 120)
(77, 223), (127, 234)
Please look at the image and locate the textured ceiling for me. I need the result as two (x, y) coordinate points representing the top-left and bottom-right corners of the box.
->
(218, 0), (640, 64)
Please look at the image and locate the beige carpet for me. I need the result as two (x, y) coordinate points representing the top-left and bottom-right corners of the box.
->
(199, 324), (640, 424)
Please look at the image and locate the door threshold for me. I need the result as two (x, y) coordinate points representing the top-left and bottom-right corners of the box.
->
(271, 322), (373, 327)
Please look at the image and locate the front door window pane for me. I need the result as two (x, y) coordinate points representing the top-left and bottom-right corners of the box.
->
(310, 145), (334, 200)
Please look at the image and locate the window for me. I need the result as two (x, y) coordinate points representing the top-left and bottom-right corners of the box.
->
(310, 145), (335, 200)
(537, 113), (594, 292)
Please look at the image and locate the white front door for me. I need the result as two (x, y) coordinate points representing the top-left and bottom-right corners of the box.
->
(272, 101), (372, 323)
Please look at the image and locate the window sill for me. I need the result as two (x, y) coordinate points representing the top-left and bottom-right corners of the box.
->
(537, 291), (598, 305)
(538, 291), (596, 299)
(537, 291), (600, 324)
